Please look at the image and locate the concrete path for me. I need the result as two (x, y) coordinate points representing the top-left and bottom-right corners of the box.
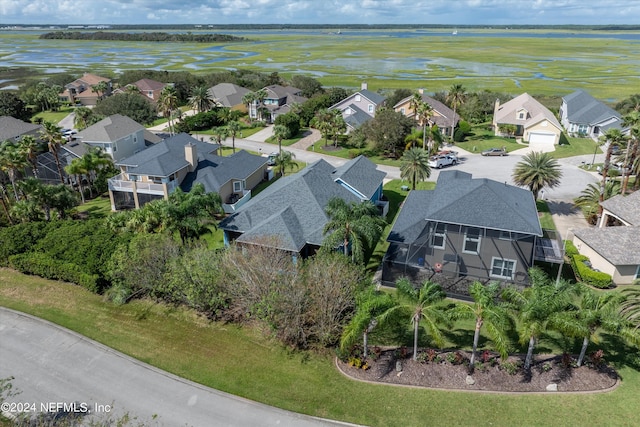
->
(291, 129), (322, 150)
(0, 308), (357, 427)
(245, 125), (274, 142)
(546, 200), (590, 239)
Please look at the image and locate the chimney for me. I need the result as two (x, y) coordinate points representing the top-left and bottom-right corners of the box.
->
(361, 82), (368, 91)
(185, 142), (197, 172)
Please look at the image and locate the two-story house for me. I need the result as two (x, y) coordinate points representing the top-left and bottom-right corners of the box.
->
(0, 116), (42, 142)
(59, 73), (112, 106)
(393, 90), (460, 138)
(329, 82), (386, 132)
(248, 85), (307, 122)
(128, 78), (168, 103)
(75, 114), (148, 162)
(108, 133), (268, 212)
(207, 83), (251, 111)
(383, 171), (562, 296)
(219, 155), (387, 259)
(559, 90), (625, 140)
(493, 93), (563, 152)
(572, 190), (640, 284)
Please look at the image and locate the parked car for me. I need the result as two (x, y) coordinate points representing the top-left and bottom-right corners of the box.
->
(429, 154), (458, 169)
(481, 147), (507, 156)
(266, 152), (278, 166)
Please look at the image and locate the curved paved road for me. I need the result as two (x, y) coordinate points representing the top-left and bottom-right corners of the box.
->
(0, 308), (357, 427)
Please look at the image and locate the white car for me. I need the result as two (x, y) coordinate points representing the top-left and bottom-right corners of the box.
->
(429, 154), (458, 169)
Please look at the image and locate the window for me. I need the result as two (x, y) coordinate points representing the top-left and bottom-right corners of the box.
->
(400, 107), (405, 114)
(368, 104), (374, 113)
(233, 180), (245, 193)
(355, 94), (361, 102)
(463, 227), (482, 254)
(518, 112), (526, 120)
(499, 230), (511, 240)
(430, 223), (447, 250)
(491, 258), (517, 280)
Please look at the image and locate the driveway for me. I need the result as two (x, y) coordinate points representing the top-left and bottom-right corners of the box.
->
(0, 308), (356, 427)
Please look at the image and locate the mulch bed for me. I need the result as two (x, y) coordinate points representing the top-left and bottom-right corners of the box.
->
(337, 349), (619, 393)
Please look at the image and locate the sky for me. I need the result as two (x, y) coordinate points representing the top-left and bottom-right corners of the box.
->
(0, 0), (639, 26)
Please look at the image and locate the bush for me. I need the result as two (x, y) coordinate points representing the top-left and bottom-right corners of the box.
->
(8, 252), (100, 293)
(564, 240), (579, 257)
(274, 112), (301, 136)
(0, 221), (56, 266)
(570, 254), (613, 288)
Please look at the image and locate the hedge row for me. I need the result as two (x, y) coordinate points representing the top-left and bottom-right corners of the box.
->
(8, 252), (101, 293)
(570, 253), (613, 289)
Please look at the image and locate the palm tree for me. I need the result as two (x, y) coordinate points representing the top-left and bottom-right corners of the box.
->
(74, 106), (93, 130)
(64, 158), (87, 203)
(502, 268), (575, 372)
(188, 86), (212, 113)
(0, 140), (28, 201)
(226, 120), (242, 153)
(254, 89), (268, 121)
(552, 285), (625, 367)
(165, 184), (223, 244)
(311, 109), (334, 146)
(512, 151), (562, 200)
(273, 124), (290, 158)
(378, 278), (449, 361)
(91, 81), (109, 99)
(39, 121), (65, 184)
(18, 135), (41, 178)
(241, 92), (256, 119)
(340, 287), (395, 358)
(411, 94), (434, 150)
(450, 282), (511, 368)
(158, 86), (178, 135)
(322, 197), (386, 264)
(329, 110), (347, 148)
(400, 147), (431, 190)
(80, 147), (113, 195)
(446, 84), (466, 140)
(597, 129), (628, 224)
(574, 181), (620, 224)
(274, 150), (298, 177)
(621, 111), (640, 194)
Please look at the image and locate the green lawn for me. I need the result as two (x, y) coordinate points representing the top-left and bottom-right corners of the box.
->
(456, 127), (523, 154)
(75, 195), (113, 218)
(2, 268), (640, 427)
(31, 107), (75, 125)
(536, 200), (556, 230)
(553, 137), (602, 159)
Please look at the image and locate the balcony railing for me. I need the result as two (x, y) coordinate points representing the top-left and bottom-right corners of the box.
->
(223, 190), (251, 214)
(108, 174), (178, 196)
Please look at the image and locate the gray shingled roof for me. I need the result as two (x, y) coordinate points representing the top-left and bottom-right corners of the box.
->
(332, 155), (386, 200)
(76, 114), (145, 143)
(344, 104), (374, 129)
(116, 133), (219, 177)
(563, 90), (622, 126)
(359, 89), (386, 106)
(207, 83), (251, 108)
(388, 170), (542, 243)
(219, 156), (385, 253)
(0, 116), (41, 140)
(393, 93), (460, 128)
(573, 226), (640, 265)
(601, 190), (640, 226)
(181, 149), (267, 193)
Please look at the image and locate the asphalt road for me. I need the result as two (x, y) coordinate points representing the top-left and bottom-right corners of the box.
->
(0, 308), (357, 427)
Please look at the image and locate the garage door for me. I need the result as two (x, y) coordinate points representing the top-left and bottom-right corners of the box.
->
(528, 132), (556, 152)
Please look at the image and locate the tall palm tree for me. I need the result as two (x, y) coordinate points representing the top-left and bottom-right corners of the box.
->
(274, 150), (298, 177)
(621, 111), (640, 194)
(273, 124), (290, 159)
(188, 86), (212, 113)
(597, 129), (628, 224)
(552, 285), (625, 367)
(226, 120), (242, 153)
(241, 92), (256, 119)
(400, 147), (431, 190)
(512, 151), (562, 200)
(502, 268), (575, 372)
(64, 158), (87, 203)
(446, 84), (466, 140)
(410, 94), (434, 150)
(91, 81), (109, 99)
(74, 106), (93, 130)
(322, 197), (386, 264)
(574, 181), (620, 224)
(211, 127), (229, 146)
(340, 287), (395, 358)
(39, 121), (66, 184)
(18, 135), (41, 178)
(0, 140), (29, 201)
(254, 89), (268, 121)
(158, 86), (178, 135)
(311, 109), (334, 146)
(378, 278), (449, 361)
(450, 282), (511, 368)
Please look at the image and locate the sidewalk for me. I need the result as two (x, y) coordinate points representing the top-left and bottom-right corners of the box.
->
(546, 199), (590, 239)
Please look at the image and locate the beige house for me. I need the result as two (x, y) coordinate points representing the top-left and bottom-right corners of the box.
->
(59, 73), (112, 106)
(493, 93), (563, 152)
(572, 191), (640, 285)
(393, 89), (460, 138)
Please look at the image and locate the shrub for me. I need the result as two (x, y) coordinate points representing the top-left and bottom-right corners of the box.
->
(564, 240), (579, 257)
(570, 254), (613, 288)
(589, 349), (605, 367)
(501, 360), (522, 375)
(274, 112), (301, 136)
(0, 221), (56, 266)
(8, 252), (100, 293)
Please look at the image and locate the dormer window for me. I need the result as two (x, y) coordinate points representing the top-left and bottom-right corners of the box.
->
(517, 111), (526, 120)
(355, 94), (361, 102)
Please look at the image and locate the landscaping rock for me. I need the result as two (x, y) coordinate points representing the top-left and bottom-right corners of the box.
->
(546, 383), (558, 392)
(465, 375), (475, 385)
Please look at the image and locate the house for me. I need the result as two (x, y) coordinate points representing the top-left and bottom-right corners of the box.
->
(59, 73), (112, 106)
(207, 83), (251, 111)
(492, 93), (563, 152)
(393, 90), (460, 137)
(572, 190), (640, 284)
(0, 116), (42, 142)
(108, 133), (268, 212)
(382, 171), (562, 296)
(329, 82), (386, 132)
(219, 155), (387, 259)
(248, 85), (307, 122)
(128, 78), (168, 103)
(75, 114), (148, 162)
(559, 89), (625, 140)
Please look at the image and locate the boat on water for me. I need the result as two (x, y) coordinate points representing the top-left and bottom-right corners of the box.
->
(452, 29), (458, 35)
